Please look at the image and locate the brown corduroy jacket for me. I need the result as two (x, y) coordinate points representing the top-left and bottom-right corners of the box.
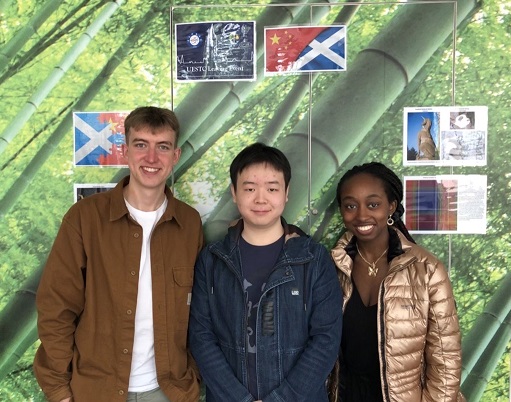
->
(34, 177), (203, 402)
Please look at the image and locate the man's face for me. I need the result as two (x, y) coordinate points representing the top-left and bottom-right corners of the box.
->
(231, 163), (289, 233)
(123, 126), (181, 193)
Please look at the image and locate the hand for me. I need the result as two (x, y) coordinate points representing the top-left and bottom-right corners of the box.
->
(59, 398), (71, 402)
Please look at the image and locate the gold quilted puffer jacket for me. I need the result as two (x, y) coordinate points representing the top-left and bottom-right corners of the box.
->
(328, 228), (465, 402)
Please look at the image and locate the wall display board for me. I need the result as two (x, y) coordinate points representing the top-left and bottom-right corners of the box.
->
(0, 1), (509, 401)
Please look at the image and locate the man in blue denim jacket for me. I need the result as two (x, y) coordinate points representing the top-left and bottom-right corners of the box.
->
(189, 143), (343, 401)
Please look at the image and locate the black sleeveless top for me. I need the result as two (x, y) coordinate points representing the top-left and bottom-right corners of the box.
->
(339, 280), (383, 402)
(338, 228), (405, 401)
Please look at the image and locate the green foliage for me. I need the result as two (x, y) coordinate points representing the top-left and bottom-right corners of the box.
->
(0, 0), (509, 400)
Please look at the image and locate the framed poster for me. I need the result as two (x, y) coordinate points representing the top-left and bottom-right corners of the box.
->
(175, 21), (256, 82)
(404, 175), (487, 234)
(403, 106), (487, 166)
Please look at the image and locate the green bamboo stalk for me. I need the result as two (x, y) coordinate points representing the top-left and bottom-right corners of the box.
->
(461, 272), (511, 381)
(0, 0), (99, 86)
(168, 75), (292, 180)
(0, 0), (124, 156)
(0, 0), (67, 73)
(461, 310), (511, 401)
(0, 270), (40, 380)
(0, 1), (158, 218)
(305, 19), (453, 237)
(279, 0), (478, 222)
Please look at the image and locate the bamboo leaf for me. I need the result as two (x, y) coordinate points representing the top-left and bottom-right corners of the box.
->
(0, 0), (124, 156)
(0, 0), (67, 74)
(461, 310), (511, 401)
(0, 2), (161, 219)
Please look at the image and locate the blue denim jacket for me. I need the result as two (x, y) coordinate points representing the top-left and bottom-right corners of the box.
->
(189, 219), (343, 402)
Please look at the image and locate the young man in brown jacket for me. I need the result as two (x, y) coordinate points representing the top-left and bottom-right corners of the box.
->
(34, 106), (203, 402)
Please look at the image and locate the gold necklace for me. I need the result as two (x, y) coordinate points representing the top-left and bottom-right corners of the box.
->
(356, 243), (388, 277)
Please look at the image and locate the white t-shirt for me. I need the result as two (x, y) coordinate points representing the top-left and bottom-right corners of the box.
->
(125, 198), (167, 392)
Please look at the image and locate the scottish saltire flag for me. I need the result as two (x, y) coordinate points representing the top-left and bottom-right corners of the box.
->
(265, 25), (346, 75)
(74, 111), (129, 166)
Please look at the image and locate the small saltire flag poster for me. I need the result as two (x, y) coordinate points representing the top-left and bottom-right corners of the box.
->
(265, 25), (347, 75)
(73, 111), (129, 167)
(175, 21), (256, 82)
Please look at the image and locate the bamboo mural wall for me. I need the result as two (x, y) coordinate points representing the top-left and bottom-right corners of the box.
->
(0, 1), (510, 401)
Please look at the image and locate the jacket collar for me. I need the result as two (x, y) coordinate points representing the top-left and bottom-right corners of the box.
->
(214, 217), (312, 264)
(109, 176), (181, 227)
(226, 217), (306, 244)
(331, 227), (417, 276)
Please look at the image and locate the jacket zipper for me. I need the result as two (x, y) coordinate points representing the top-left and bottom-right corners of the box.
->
(212, 245), (300, 399)
(378, 281), (391, 402)
(378, 262), (411, 402)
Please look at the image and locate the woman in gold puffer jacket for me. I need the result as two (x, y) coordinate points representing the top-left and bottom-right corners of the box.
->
(329, 162), (464, 402)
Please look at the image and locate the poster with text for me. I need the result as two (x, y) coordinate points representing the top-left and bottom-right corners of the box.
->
(175, 21), (256, 82)
(74, 183), (116, 203)
(404, 175), (487, 234)
(403, 106), (488, 166)
(73, 111), (129, 167)
(265, 25), (346, 75)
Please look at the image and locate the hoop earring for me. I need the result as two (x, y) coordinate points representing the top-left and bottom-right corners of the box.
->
(387, 215), (394, 226)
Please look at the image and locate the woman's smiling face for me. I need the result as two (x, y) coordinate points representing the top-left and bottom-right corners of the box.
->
(338, 173), (396, 242)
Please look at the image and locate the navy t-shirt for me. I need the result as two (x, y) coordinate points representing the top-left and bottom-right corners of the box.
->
(239, 234), (284, 399)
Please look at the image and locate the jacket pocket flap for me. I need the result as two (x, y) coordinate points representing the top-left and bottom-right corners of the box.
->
(173, 266), (193, 286)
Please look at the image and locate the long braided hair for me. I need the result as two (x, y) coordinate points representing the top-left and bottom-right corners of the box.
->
(336, 161), (416, 243)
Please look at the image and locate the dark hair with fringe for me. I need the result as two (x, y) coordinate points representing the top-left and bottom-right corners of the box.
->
(336, 161), (415, 243)
(230, 142), (291, 191)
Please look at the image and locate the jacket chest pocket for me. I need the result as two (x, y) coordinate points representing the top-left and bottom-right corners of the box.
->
(172, 266), (194, 327)
(262, 285), (309, 346)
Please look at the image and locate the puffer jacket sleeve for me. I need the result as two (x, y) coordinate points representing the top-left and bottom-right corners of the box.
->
(422, 259), (462, 401)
